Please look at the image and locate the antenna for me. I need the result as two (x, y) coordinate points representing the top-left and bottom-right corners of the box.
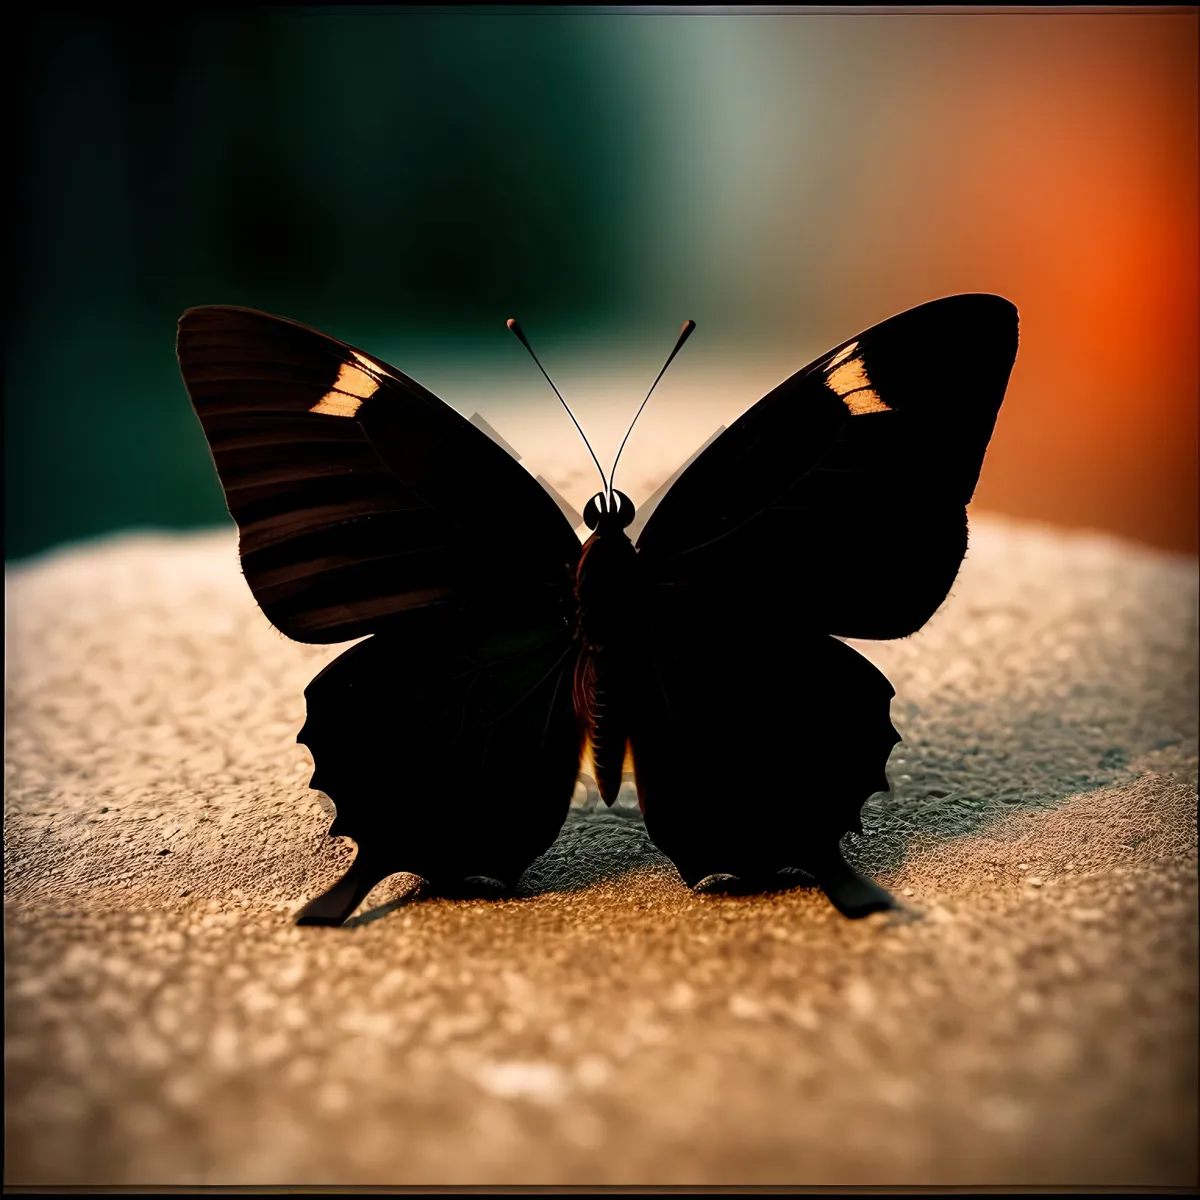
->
(608, 320), (696, 500)
(506, 319), (608, 495)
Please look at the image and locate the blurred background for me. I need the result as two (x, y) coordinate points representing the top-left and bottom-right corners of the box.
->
(7, 7), (1197, 562)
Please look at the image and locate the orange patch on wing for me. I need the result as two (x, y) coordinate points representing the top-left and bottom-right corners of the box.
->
(826, 347), (891, 416)
(310, 354), (383, 417)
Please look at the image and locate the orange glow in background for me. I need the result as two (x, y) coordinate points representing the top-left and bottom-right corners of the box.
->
(802, 14), (1199, 554)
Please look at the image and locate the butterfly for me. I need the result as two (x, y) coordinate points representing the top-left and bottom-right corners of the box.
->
(176, 294), (1018, 925)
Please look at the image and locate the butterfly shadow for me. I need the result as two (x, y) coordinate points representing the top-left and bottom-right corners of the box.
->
(513, 805), (920, 926)
(514, 806), (885, 901)
(341, 802), (909, 928)
(338, 793), (929, 927)
(337, 757), (1117, 928)
(516, 805), (674, 897)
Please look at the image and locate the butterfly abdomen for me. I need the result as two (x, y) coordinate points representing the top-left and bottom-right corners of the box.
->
(573, 530), (645, 806)
(573, 651), (627, 803)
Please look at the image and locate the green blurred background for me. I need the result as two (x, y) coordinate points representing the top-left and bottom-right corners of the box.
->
(8, 8), (1198, 561)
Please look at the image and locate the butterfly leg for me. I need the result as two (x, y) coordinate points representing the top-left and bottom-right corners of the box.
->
(689, 870), (786, 895)
(295, 847), (394, 926)
(800, 839), (896, 919)
(429, 874), (514, 900)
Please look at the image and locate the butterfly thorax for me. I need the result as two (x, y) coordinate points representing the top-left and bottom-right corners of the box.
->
(573, 526), (646, 806)
(574, 526), (642, 648)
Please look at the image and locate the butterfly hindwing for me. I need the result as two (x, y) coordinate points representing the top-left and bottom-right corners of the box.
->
(177, 306), (584, 922)
(631, 626), (900, 894)
(295, 608), (581, 924)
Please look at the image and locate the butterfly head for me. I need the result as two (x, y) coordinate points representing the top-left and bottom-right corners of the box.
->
(507, 317), (696, 525)
(583, 490), (636, 532)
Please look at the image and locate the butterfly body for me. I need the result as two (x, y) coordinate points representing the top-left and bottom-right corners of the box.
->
(176, 294), (1018, 925)
(573, 490), (647, 805)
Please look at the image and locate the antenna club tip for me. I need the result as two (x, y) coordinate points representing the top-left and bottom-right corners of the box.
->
(683, 319), (696, 332)
(506, 318), (519, 330)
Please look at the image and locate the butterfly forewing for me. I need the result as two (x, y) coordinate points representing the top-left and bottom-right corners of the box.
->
(177, 305), (580, 645)
(636, 293), (1018, 640)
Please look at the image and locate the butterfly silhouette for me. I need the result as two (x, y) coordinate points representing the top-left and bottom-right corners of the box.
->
(176, 294), (1018, 925)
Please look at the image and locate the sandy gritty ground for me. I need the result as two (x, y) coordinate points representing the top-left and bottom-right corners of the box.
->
(4, 513), (1197, 1188)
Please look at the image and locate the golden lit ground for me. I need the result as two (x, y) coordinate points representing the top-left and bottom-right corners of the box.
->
(4, 514), (1197, 1188)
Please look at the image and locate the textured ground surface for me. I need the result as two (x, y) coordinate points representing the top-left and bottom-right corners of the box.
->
(4, 514), (1198, 1188)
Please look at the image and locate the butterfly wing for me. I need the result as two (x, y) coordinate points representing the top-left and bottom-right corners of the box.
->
(295, 606), (582, 923)
(629, 626), (901, 914)
(177, 305), (581, 644)
(636, 293), (1017, 639)
(177, 306), (584, 922)
(630, 294), (1018, 911)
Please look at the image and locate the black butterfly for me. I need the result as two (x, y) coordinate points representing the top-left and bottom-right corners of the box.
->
(176, 294), (1017, 925)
